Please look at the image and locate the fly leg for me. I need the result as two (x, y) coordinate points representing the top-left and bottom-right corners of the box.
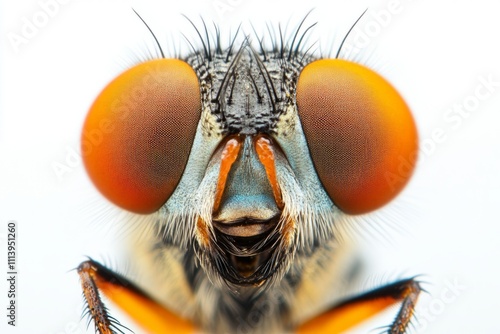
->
(77, 259), (196, 334)
(297, 277), (422, 334)
(78, 261), (124, 334)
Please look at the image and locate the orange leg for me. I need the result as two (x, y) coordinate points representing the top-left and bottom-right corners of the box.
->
(297, 278), (422, 334)
(77, 259), (197, 334)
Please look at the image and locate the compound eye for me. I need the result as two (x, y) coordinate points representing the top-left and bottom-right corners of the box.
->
(296, 59), (418, 214)
(82, 59), (201, 214)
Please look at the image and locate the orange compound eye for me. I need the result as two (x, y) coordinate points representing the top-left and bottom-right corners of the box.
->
(296, 59), (418, 215)
(82, 59), (201, 214)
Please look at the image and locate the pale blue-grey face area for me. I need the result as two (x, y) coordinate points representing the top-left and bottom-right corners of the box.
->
(213, 136), (280, 237)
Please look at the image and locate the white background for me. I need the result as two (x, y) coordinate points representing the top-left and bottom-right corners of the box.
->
(1, 0), (500, 333)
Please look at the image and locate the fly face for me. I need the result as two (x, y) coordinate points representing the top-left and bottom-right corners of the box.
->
(176, 47), (339, 288)
(78, 15), (421, 334)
